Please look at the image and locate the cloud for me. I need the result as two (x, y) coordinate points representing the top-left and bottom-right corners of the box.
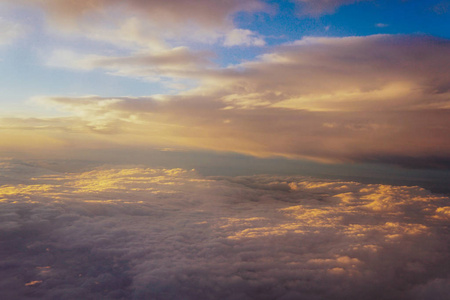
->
(0, 17), (25, 46)
(224, 29), (265, 47)
(0, 0), (269, 88)
(0, 160), (448, 299)
(432, 1), (450, 15)
(293, 0), (371, 16)
(228, 35), (450, 111)
(28, 0), (264, 29)
(45, 47), (213, 84)
(29, 94), (449, 167)
(2, 0), (267, 47)
(6, 34), (447, 168)
(375, 23), (389, 28)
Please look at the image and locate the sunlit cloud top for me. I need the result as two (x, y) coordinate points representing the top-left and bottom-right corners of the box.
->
(0, 161), (449, 298)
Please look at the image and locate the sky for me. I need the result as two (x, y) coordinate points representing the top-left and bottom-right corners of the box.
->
(0, 1), (449, 299)
(0, 0), (449, 186)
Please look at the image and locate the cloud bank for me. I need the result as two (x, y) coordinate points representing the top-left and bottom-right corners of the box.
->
(0, 160), (448, 299)
(3, 34), (449, 168)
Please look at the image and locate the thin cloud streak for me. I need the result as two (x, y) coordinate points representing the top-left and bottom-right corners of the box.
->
(293, 0), (371, 15)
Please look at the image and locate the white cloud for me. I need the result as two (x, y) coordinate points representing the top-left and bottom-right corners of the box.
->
(0, 160), (448, 299)
(45, 46), (212, 84)
(224, 29), (265, 47)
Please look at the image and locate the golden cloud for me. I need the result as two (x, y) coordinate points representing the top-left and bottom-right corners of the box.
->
(2, 35), (450, 167)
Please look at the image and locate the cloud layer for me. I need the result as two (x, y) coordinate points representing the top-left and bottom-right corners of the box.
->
(4, 34), (449, 168)
(0, 160), (448, 299)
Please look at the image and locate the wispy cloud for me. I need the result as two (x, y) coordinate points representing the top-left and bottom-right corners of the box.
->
(432, 1), (450, 15)
(4, 0), (267, 47)
(45, 47), (213, 86)
(375, 23), (389, 28)
(0, 17), (25, 45)
(293, 0), (371, 15)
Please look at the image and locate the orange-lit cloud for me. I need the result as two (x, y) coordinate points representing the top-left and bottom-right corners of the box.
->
(3, 34), (448, 168)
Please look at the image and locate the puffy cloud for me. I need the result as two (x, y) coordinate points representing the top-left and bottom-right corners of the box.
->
(0, 160), (448, 299)
(410, 278), (450, 300)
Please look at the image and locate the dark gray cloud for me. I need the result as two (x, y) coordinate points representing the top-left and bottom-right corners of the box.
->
(0, 160), (448, 299)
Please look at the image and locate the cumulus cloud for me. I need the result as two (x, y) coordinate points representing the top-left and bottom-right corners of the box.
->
(0, 160), (448, 299)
